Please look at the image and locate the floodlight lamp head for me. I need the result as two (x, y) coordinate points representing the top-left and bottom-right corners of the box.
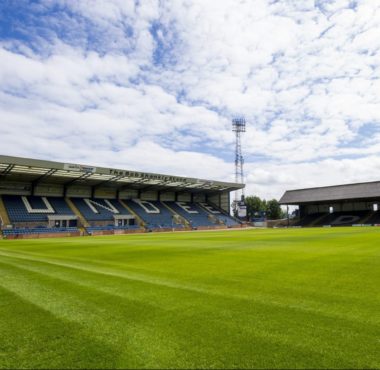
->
(232, 117), (246, 132)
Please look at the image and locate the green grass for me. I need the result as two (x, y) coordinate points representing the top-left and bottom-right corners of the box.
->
(0, 227), (379, 369)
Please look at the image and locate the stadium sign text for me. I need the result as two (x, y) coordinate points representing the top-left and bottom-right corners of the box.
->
(64, 164), (97, 173)
(108, 169), (189, 183)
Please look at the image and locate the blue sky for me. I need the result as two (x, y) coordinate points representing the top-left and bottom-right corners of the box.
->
(0, 0), (380, 199)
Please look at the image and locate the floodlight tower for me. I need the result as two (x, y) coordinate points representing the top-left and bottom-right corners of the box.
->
(232, 117), (246, 207)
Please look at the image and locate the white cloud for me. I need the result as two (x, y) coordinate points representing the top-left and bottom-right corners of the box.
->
(0, 0), (380, 200)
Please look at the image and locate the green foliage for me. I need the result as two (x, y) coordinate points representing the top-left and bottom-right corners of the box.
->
(266, 199), (285, 219)
(245, 196), (285, 220)
(0, 228), (379, 368)
(244, 195), (265, 218)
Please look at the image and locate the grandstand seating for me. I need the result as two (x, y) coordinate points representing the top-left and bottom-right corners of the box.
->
(125, 200), (183, 229)
(0, 195), (239, 237)
(70, 198), (131, 222)
(2, 195), (75, 222)
(365, 211), (380, 225)
(316, 211), (368, 226)
(165, 202), (217, 228)
(86, 225), (141, 234)
(199, 203), (240, 227)
(293, 213), (325, 227)
(295, 211), (373, 227)
(217, 215), (240, 227)
(2, 227), (79, 236)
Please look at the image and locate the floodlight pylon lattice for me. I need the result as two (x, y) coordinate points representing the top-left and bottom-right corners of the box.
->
(232, 117), (246, 206)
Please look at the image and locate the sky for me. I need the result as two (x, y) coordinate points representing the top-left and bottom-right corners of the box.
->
(0, 0), (380, 200)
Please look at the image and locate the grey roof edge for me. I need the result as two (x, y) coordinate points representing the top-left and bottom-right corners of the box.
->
(279, 180), (380, 204)
(279, 194), (378, 205)
(0, 154), (245, 190)
(282, 180), (380, 194)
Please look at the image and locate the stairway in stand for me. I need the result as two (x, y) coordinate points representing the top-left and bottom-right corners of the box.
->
(0, 195), (11, 226)
(161, 202), (190, 229)
(206, 201), (241, 225)
(197, 203), (225, 226)
(310, 213), (330, 227)
(360, 211), (374, 225)
(65, 198), (90, 228)
(119, 199), (145, 229)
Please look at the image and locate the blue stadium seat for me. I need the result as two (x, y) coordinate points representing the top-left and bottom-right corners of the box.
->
(3, 195), (74, 222)
(296, 211), (370, 227)
(200, 203), (240, 227)
(71, 198), (131, 221)
(318, 211), (369, 226)
(125, 200), (183, 229)
(164, 202), (216, 227)
(2, 227), (79, 236)
(366, 211), (380, 225)
(86, 224), (140, 234)
(293, 213), (324, 227)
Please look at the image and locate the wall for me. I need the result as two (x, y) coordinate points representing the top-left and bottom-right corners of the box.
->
(66, 185), (92, 198)
(160, 192), (175, 201)
(93, 187), (117, 199)
(220, 192), (230, 214)
(0, 181), (31, 195)
(119, 189), (139, 199)
(34, 184), (63, 197)
(304, 200), (380, 214)
(207, 194), (220, 208)
(177, 193), (191, 202)
(193, 193), (206, 203)
(140, 191), (158, 201)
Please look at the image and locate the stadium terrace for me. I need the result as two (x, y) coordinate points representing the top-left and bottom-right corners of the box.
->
(0, 155), (244, 239)
(280, 182), (380, 227)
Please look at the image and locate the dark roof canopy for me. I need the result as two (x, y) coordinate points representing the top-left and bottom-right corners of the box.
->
(0, 155), (244, 194)
(280, 181), (380, 205)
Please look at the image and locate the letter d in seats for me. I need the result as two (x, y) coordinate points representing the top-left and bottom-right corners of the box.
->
(133, 199), (160, 213)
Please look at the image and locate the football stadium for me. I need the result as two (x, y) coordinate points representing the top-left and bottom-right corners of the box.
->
(0, 155), (379, 369)
(1, 1), (380, 369)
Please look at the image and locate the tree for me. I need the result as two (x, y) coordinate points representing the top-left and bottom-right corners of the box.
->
(265, 199), (285, 220)
(244, 196), (286, 220)
(245, 196), (266, 219)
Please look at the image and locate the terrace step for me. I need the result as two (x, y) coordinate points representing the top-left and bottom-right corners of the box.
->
(0, 195), (11, 226)
(161, 202), (190, 229)
(207, 201), (242, 225)
(119, 199), (146, 228)
(65, 197), (90, 227)
(79, 226), (89, 236)
(360, 211), (374, 225)
(310, 213), (329, 227)
(197, 203), (222, 225)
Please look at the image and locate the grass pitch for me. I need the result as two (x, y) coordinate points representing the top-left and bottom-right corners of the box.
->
(0, 227), (379, 369)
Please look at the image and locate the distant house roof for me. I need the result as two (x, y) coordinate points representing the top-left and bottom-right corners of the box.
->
(279, 181), (380, 205)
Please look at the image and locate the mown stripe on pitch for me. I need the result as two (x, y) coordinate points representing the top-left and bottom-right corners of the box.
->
(0, 257), (378, 352)
(0, 284), (120, 369)
(0, 260), (190, 368)
(0, 271), (353, 369)
(0, 249), (378, 327)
